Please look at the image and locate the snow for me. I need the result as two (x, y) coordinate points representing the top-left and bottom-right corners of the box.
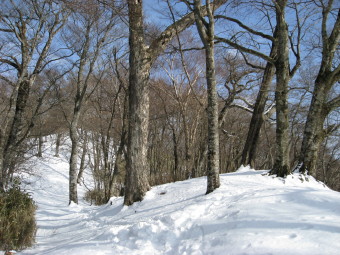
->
(7, 140), (340, 255)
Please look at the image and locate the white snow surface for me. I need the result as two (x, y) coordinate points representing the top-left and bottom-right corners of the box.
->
(10, 143), (340, 255)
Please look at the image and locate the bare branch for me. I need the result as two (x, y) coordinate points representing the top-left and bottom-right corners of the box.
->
(326, 95), (340, 114)
(215, 35), (275, 63)
(230, 103), (253, 113)
(149, 0), (227, 63)
(215, 15), (275, 41)
(0, 58), (21, 72)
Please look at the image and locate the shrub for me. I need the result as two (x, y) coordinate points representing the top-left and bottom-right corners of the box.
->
(84, 189), (107, 205)
(0, 186), (37, 252)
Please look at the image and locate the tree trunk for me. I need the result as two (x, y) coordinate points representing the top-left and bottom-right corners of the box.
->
(37, 135), (43, 157)
(55, 133), (62, 157)
(297, 77), (332, 176)
(171, 126), (179, 181)
(182, 115), (193, 179)
(270, 0), (290, 177)
(124, 0), (151, 206)
(77, 131), (88, 184)
(205, 36), (220, 194)
(69, 111), (80, 204)
(1, 79), (32, 189)
(0, 150), (4, 191)
(4, 80), (31, 156)
(194, 0), (220, 194)
(241, 41), (277, 167)
(296, 5), (340, 177)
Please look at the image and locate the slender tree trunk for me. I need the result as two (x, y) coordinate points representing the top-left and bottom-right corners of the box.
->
(109, 129), (126, 199)
(55, 133), (62, 157)
(182, 115), (193, 179)
(69, 110), (81, 204)
(241, 41), (277, 167)
(124, 0), (151, 206)
(269, 1), (291, 177)
(37, 135), (43, 157)
(205, 39), (220, 194)
(77, 131), (88, 184)
(171, 127), (179, 181)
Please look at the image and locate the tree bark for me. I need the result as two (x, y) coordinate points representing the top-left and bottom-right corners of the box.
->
(0, 151), (4, 191)
(270, 0), (290, 177)
(297, 74), (339, 177)
(297, 83), (327, 176)
(124, 0), (151, 205)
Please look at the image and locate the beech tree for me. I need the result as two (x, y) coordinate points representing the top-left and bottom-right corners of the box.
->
(215, 0), (302, 176)
(192, 0), (220, 193)
(296, 1), (340, 176)
(124, 0), (227, 205)
(240, 34), (278, 168)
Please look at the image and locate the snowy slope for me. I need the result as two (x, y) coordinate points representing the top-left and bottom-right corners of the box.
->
(11, 142), (340, 255)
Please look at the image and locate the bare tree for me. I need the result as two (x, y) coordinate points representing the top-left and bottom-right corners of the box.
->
(241, 34), (278, 167)
(296, 1), (340, 176)
(215, 0), (302, 176)
(124, 0), (227, 205)
(191, 0), (220, 193)
(0, 0), (68, 190)
(62, 0), (116, 204)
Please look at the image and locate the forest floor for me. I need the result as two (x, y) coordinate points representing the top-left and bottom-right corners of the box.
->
(11, 139), (340, 254)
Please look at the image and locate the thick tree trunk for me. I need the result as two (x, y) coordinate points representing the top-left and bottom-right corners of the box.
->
(1, 79), (33, 189)
(297, 78), (330, 176)
(4, 80), (31, 157)
(296, 6), (340, 177)
(270, 1), (290, 177)
(124, 0), (151, 206)
(0, 151), (4, 191)
(241, 43), (277, 167)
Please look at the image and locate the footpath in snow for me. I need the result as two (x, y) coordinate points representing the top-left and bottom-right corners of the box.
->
(12, 143), (340, 255)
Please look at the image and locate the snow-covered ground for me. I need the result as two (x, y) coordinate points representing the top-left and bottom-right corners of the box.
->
(10, 141), (340, 255)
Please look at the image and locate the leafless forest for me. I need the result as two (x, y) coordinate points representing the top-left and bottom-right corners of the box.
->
(0, 0), (339, 205)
